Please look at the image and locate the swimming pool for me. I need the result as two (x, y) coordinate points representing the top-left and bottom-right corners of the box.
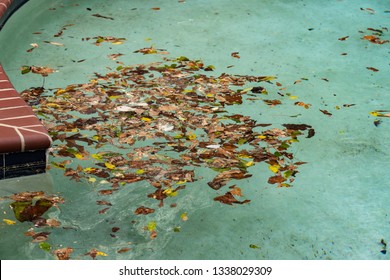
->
(0, 0), (389, 260)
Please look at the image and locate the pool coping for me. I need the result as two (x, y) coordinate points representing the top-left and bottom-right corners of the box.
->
(1, 0), (52, 179)
(0, 0), (29, 30)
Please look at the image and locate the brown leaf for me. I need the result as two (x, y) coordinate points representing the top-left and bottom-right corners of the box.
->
(229, 186), (243, 196)
(118, 248), (131, 254)
(282, 124), (312, 131)
(11, 199), (53, 222)
(231, 52), (240, 59)
(338, 36), (349, 41)
(294, 101), (311, 109)
(46, 218), (61, 227)
(319, 109), (332, 116)
(366, 67), (379, 72)
(92, 13), (114, 20)
(31, 66), (56, 77)
(214, 192), (250, 205)
(98, 207), (110, 214)
(150, 230), (158, 239)
(208, 170), (252, 190)
(362, 35), (389, 44)
(32, 232), (51, 242)
(98, 189), (116, 195)
(85, 249), (99, 259)
(134, 206), (155, 215)
(307, 128), (315, 138)
(263, 99), (281, 106)
(268, 175), (286, 184)
(54, 247), (73, 260)
(96, 200), (112, 206)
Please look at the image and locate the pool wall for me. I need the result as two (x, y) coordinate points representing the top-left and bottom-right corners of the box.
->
(0, 0), (52, 179)
(0, 0), (29, 29)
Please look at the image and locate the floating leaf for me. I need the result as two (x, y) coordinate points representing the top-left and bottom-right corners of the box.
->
(187, 133), (197, 140)
(92, 13), (114, 20)
(104, 162), (116, 169)
(54, 247), (73, 260)
(295, 101), (311, 109)
(362, 35), (389, 44)
(269, 164), (280, 173)
(96, 251), (108, 257)
(134, 206), (155, 215)
(163, 188), (178, 197)
(214, 192), (250, 205)
(92, 154), (103, 160)
(141, 117), (153, 122)
(20, 66), (31, 74)
(11, 199), (53, 223)
(3, 219), (16, 225)
(366, 67), (379, 72)
(231, 52), (240, 59)
(268, 175), (286, 185)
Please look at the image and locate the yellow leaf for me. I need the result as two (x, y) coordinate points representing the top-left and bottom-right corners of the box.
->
(259, 76), (277, 82)
(257, 135), (267, 139)
(269, 164), (280, 173)
(88, 177), (96, 183)
(289, 95), (298, 100)
(84, 167), (96, 172)
(238, 154), (253, 159)
(51, 162), (66, 169)
(46, 103), (60, 108)
(135, 169), (145, 175)
(163, 188), (178, 197)
(105, 162), (116, 169)
(176, 180), (187, 185)
(55, 89), (66, 95)
(3, 219), (16, 225)
(141, 117), (152, 122)
(370, 111), (378, 117)
(147, 221), (157, 231)
(245, 161), (255, 167)
(96, 251), (108, 257)
(74, 153), (84, 159)
(187, 133), (197, 140)
(92, 154), (103, 160)
(241, 87), (253, 93)
(180, 212), (188, 221)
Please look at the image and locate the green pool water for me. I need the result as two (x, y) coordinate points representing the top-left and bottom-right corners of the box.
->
(0, 0), (389, 260)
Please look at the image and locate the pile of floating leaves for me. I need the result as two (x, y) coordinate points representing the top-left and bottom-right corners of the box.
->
(20, 56), (314, 239)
